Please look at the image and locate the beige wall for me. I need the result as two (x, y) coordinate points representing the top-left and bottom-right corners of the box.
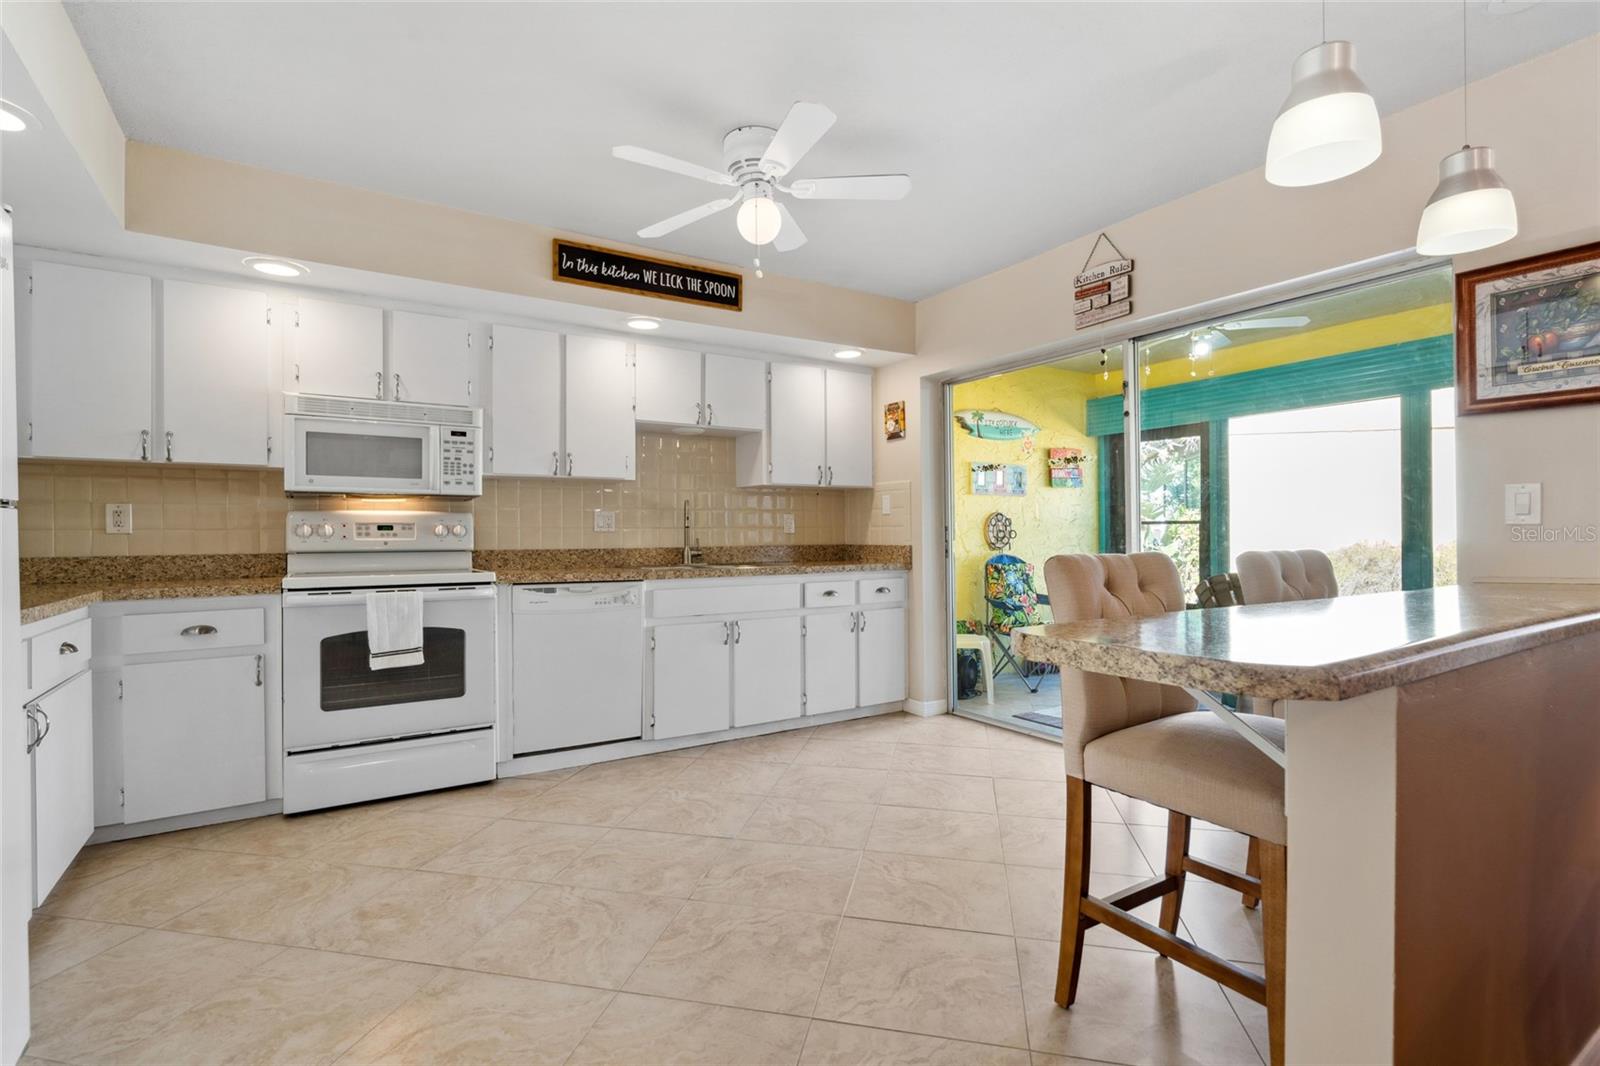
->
(882, 35), (1600, 706)
(18, 434), (874, 558)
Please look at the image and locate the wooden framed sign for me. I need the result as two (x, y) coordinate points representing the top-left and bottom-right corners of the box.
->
(552, 240), (743, 310)
(1073, 233), (1134, 329)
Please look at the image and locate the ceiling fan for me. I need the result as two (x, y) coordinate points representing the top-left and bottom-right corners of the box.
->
(1190, 315), (1312, 354)
(612, 102), (911, 273)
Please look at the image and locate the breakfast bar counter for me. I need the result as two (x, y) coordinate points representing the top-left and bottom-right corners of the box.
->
(1017, 584), (1600, 1066)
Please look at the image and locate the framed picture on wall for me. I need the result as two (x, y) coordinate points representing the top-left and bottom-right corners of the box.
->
(1456, 241), (1600, 415)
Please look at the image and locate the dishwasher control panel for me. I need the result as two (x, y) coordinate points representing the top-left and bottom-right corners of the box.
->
(513, 583), (641, 611)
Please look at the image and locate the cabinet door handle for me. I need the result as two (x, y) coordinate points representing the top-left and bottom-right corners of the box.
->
(181, 624), (218, 637)
(141, 429), (150, 461)
(551, 451), (560, 476)
(827, 465), (834, 485)
(26, 705), (49, 754)
(165, 431), (174, 462)
(393, 373), (402, 400)
(376, 371), (384, 398)
(858, 611), (867, 632)
(695, 401), (704, 425)
(850, 612), (858, 633)
(565, 452), (573, 476)
(255, 654), (264, 687)
(722, 621), (730, 646)
(875, 586), (892, 595)
(58, 641), (78, 656)
(817, 465), (823, 485)
(24, 705), (39, 754)
(733, 620), (741, 644)
(706, 403), (714, 425)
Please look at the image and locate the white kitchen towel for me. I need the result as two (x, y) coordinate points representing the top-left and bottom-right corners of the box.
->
(367, 589), (425, 670)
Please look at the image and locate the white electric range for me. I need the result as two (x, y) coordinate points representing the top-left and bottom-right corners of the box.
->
(280, 510), (497, 813)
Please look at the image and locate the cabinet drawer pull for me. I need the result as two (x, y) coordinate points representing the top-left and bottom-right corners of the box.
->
(181, 624), (219, 637)
(706, 402), (714, 425)
(58, 641), (79, 656)
(821, 589), (837, 598)
(875, 586), (892, 595)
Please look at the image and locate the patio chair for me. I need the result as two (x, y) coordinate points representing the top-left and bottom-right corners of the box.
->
(984, 553), (1049, 693)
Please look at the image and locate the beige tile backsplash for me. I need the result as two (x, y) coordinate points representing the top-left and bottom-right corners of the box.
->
(18, 434), (886, 558)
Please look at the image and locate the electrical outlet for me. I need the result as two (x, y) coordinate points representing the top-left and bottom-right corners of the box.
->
(782, 513), (795, 534)
(105, 503), (133, 534)
(593, 509), (617, 533)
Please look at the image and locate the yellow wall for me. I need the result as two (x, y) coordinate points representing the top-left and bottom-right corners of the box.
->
(950, 365), (1098, 625)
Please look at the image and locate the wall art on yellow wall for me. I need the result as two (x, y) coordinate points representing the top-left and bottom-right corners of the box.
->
(971, 463), (1027, 496)
(884, 401), (906, 440)
(1049, 447), (1086, 488)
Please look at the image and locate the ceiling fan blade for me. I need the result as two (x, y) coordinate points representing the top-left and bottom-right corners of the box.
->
(787, 174), (911, 201)
(772, 202), (807, 252)
(759, 102), (836, 175)
(612, 145), (734, 186)
(637, 195), (740, 239)
(1216, 315), (1311, 331)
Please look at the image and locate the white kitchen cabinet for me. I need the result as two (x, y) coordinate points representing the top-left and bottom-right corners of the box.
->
(767, 362), (827, 486)
(29, 671), (93, 906)
(23, 261), (152, 462)
(804, 611), (859, 716)
(857, 606), (907, 706)
(290, 296), (384, 399)
(161, 281), (272, 467)
(633, 343), (702, 427)
(732, 616), (803, 727)
(121, 654), (267, 824)
(564, 334), (635, 480)
(651, 621), (732, 739)
(704, 353), (765, 431)
(825, 369), (873, 487)
(489, 325), (562, 476)
(390, 309), (475, 406)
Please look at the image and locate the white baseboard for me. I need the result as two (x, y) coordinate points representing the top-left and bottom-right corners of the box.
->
(903, 697), (948, 718)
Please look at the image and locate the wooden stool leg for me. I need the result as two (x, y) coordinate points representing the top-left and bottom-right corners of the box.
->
(1055, 777), (1093, 1007)
(1260, 840), (1287, 1066)
(1158, 810), (1190, 937)
(1241, 836), (1261, 909)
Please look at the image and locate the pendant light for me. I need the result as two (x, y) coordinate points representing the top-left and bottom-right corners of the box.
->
(1264, 2), (1382, 187)
(1415, 1), (1517, 256)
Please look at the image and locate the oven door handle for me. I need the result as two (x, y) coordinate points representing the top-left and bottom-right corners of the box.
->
(282, 586), (498, 608)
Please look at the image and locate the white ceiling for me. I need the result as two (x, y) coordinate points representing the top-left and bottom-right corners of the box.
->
(56, 1), (1600, 301)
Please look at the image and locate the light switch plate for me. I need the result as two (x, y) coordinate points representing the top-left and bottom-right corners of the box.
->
(881, 493), (893, 516)
(592, 509), (616, 533)
(105, 503), (133, 534)
(1505, 483), (1541, 525)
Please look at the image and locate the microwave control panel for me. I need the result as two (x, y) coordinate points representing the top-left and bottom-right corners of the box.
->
(440, 428), (480, 494)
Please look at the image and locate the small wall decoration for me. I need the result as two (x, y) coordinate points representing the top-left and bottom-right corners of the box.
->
(984, 512), (1018, 551)
(953, 409), (1039, 440)
(1074, 232), (1133, 329)
(1455, 241), (1600, 414)
(1048, 447), (1086, 488)
(883, 401), (906, 440)
(971, 463), (1027, 496)
(552, 239), (742, 310)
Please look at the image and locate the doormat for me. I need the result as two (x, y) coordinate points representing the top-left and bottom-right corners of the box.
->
(1014, 710), (1062, 729)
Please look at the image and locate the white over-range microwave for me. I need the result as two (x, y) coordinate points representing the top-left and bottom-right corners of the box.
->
(282, 394), (483, 497)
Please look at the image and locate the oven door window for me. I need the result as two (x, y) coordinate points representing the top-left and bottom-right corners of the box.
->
(319, 627), (467, 711)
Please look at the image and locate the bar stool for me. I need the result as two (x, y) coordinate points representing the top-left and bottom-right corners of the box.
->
(1042, 551), (1287, 1066)
(1237, 548), (1338, 604)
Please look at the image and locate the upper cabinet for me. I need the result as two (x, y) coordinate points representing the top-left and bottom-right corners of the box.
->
(736, 362), (873, 488)
(564, 335), (636, 480)
(488, 324), (562, 477)
(23, 261), (153, 462)
(634, 345), (766, 433)
(390, 310), (476, 407)
(765, 362), (827, 486)
(824, 368), (873, 487)
(161, 281), (272, 466)
(289, 296), (384, 399)
(704, 353), (766, 432)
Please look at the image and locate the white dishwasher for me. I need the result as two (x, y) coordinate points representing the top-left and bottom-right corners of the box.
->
(511, 583), (645, 755)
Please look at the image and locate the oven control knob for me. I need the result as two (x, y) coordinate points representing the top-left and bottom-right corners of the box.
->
(451, 523), (467, 538)
(433, 523), (449, 538)
(293, 522), (314, 539)
(318, 523), (335, 539)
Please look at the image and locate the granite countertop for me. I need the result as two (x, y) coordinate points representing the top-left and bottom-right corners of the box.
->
(1015, 583), (1600, 702)
(21, 578), (285, 627)
(491, 560), (909, 584)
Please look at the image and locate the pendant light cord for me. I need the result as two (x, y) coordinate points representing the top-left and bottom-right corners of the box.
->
(1321, 0), (1327, 43)
(1462, 0), (1470, 148)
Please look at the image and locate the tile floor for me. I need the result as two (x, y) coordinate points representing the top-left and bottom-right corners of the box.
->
(957, 670), (1065, 738)
(26, 711), (1269, 1066)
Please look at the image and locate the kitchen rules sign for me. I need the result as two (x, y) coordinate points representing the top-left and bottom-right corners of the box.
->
(552, 240), (743, 310)
(1073, 232), (1132, 329)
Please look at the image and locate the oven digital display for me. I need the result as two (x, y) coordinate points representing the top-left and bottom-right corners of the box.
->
(354, 522), (416, 540)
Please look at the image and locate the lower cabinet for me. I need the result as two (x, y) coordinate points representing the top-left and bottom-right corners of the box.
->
(733, 616), (802, 727)
(651, 621), (733, 740)
(858, 606), (908, 706)
(803, 611), (858, 716)
(30, 671), (94, 906)
(121, 654), (267, 824)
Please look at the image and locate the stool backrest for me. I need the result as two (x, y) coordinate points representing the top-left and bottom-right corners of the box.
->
(1236, 549), (1339, 604)
(1041, 552), (1196, 775)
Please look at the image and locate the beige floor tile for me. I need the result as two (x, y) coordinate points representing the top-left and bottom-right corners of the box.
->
(1006, 868), (1181, 953)
(504, 776), (661, 826)
(160, 810), (365, 858)
(770, 763), (890, 804)
(1000, 815), (1067, 869)
(624, 899), (839, 1015)
(846, 852), (1013, 935)
(794, 738), (896, 770)
(305, 810), (493, 869)
(1163, 879), (1264, 966)
(554, 827), (729, 897)
(806, 713), (919, 743)
(456, 884), (683, 988)
(692, 840), (860, 914)
(995, 778), (1068, 820)
(814, 918), (1028, 1048)
(166, 858), (400, 946)
(38, 847), (277, 927)
(866, 805), (1004, 863)
(1016, 937), (1260, 1064)
(897, 713), (996, 748)
(572, 752), (698, 787)
(1222, 962), (1270, 1065)
(621, 786), (765, 837)
(118, 948), (435, 1065)
(697, 732), (810, 764)
(569, 992), (810, 1065)
(881, 770), (998, 813)
(420, 818), (607, 881)
(305, 869), (535, 965)
(405, 778), (562, 817)
(800, 1020), (1033, 1065)
(26, 930), (283, 1063)
(1108, 791), (1169, 826)
(989, 748), (1067, 782)
(892, 742), (993, 777)
(1128, 823), (1251, 872)
(27, 915), (143, 985)
(987, 724), (1063, 751)
(738, 796), (879, 849)
(1029, 1054), (1120, 1066)
(339, 969), (613, 1065)
(670, 755), (790, 794)
(47, 838), (178, 890)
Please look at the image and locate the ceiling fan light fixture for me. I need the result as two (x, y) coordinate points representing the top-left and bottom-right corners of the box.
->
(735, 194), (783, 246)
(1416, 145), (1518, 256)
(0, 99), (37, 133)
(1265, 41), (1382, 187)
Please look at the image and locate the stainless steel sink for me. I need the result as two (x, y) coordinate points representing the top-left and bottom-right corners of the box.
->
(642, 563), (768, 573)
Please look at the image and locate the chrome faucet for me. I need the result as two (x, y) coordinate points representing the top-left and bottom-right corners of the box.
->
(682, 499), (704, 566)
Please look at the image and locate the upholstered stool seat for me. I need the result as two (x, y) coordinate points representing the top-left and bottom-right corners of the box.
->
(1084, 711), (1286, 844)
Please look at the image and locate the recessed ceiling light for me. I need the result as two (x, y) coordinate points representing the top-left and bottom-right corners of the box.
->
(0, 100), (38, 133)
(833, 348), (863, 360)
(243, 256), (308, 278)
(626, 316), (662, 331)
